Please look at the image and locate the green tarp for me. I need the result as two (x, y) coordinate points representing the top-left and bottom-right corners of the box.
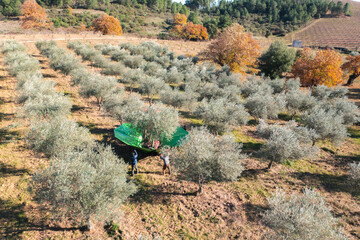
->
(114, 123), (188, 152)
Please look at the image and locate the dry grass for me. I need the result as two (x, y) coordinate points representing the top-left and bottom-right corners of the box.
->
(1, 39), (360, 240)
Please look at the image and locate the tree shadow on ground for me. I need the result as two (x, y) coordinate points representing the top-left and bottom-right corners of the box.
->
(0, 198), (86, 239)
(0, 162), (29, 177)
(243, 202), (267, 224)
(130, 181), (197, 205)
(291, 171), (360, 197)
(0, 127), (20, 145)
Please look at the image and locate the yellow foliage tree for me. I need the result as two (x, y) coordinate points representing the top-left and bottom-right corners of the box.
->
(292, 48), (343, 87)
(200, 24), (261, 74)
(20, 0), (52, 29)
(342, 55), (360, 86)
(93, 14), (123, 35)
(173, 13), (187, 25)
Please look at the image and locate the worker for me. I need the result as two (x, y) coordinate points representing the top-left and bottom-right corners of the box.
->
(160, 152), (171, 175)
(131, 150), (138, 176)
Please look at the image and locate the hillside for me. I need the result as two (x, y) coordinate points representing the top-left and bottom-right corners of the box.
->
(287, 0), (360, 50)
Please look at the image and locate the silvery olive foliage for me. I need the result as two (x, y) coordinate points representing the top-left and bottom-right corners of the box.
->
(134, 103), (179, 143)
(263, 188), (347, 240)
(165, 67), (184, 84)
(17, 76), (57, 103)
(49, 51), (82, 75)
(101, 62), (126, 76)
(120, 68), (145, 90)
(1, 40), (26, 54)
(95, 44), (119, 55)
(285, 89), (316, 117)
(26, 118), (94, 157)
(285, 78), (301, 92)
(267, 78), (285, 94)
(103, 94), (145, 125)
(123, 55), (145, 69)
(138, 77), (169, 104)
(22, 92), (72, 119)
(160, 87), (198, 110)
(258, 120), (318, 168)
(301, 105), (349, 146)
(348, 162), (360, 187)
(194, 98), (250, 134)
(109, 48), (130, 62)
(32, 144), (137, 228)
(245, 93), (286, 119)
(79, 74), (120, 106)
(143, 61), (167, 78)
(241, 76), (273, 98)
(311, 85), (348, 101)
(171, 127), (246, 193)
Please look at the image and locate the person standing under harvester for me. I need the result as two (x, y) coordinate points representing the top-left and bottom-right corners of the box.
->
(160, 152), (171, 175)
(131, 150), (138, 176)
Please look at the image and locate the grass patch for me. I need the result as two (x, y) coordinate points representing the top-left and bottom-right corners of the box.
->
(288, 160), (329, 175)
(232, 130), (263, 151)
(348, 126), (360, 145)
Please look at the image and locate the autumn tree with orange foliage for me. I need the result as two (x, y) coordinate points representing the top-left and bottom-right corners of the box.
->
(20, 0), (52, 29)
(93, 14), (123, 35)
(342, 55), (360, 86)
(173, 13), (187, 25)
(200, 24), (261, 74)
(171, 13), (208, 41)
(292, 48), (343, 87)
(182, 22), (208, 40)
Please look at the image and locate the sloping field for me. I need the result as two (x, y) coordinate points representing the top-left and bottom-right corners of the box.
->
(0, 39), (359, 239)
(289, 0), (360, 50)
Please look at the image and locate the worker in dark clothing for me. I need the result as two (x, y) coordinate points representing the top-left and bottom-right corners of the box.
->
(131, 150), (138, 176)
(160, 152), (171, 175)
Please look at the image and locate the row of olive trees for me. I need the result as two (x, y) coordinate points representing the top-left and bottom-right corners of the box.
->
(67, 41), (359, 176)
(3, 40), (136, 230)
(39, 41), (181, 149)
(65, 41), (248, 194)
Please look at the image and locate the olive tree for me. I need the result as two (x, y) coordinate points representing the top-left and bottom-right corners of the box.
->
(311, 85), (348, 101)
(245, 93), (286, 120)
(135, 103), (179, 147)
(263, 188), (347, 240)
(138, 77), (169, 104)
(79, 74), (120, 107)
(241, 76), (273, 98)
(32, 144), (137, 229)
(258, 120), (318, 169)
(26, 118), (94, 157)
(171, 127), (246, 193)
(160, 87), (198, 110)
(286, 89), (316, 117)
(22, 93), (72, 119)
(1, 40), (26, 54)
(17, 78), (57, 103)
(301, 105), (349, 146)
(194, 98), (250, 134)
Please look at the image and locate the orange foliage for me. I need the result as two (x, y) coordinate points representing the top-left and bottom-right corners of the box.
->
(93, 14), (123, 35)
(20, 0), (52, 29)
(342, 55), (360, 85)
(342, 55), (360, 75)
(173, 13), (187, 25)
(183, 22), (208, 41)
(200, 24), (261, 74)
(292, 48), (343, 87)
(171, 22), (208, 41)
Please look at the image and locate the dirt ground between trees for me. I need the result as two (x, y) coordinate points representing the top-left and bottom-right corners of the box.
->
(0, 38), (360, 239)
